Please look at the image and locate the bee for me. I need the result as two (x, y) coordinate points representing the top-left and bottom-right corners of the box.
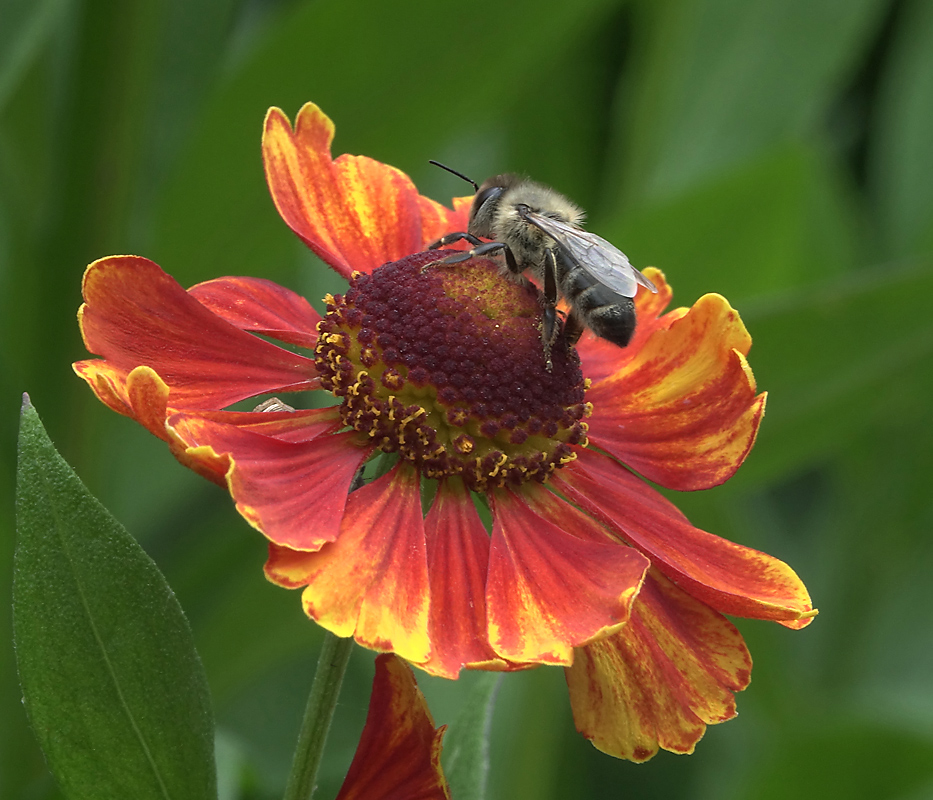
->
(426, 163), (657, 370)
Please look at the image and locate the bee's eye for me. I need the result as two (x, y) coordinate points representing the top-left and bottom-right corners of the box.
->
(474, 186), (502, 211)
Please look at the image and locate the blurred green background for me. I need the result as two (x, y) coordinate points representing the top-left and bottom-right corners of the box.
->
(3, 0), (933, 797)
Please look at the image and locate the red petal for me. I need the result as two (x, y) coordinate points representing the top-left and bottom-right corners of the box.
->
(418, 479), (507, 678)
(79, 256), (317, 411)
(553, 449), (816, 627)
(418, 194), (474, 247)
(266, 465), (432, 664)
(262, 104), (467, 278)
(566, 572), (751, 761)
(188, 276), (321, 349)
(169, 415), (373, 550)
(336, 654), (450, 800)
(485, 486), (649, 666)
(169, 405), (343, 443)
(585, 292), (765, 490)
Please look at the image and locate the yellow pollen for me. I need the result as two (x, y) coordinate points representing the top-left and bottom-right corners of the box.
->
(401, 410), (424, 426)
(453, 434), (474, 454)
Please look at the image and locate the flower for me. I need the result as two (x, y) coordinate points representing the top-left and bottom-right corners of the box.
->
(336, 654), (450, 800)
(74, 102), (815, 761)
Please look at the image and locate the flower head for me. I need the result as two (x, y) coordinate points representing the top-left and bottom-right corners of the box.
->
(74, 102), (815, 760)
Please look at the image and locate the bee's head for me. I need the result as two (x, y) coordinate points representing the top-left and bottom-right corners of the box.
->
(469, 174), (522, 238)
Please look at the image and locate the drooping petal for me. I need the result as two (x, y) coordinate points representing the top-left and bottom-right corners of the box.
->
(265, 464), (432, 664)
(336, 654), (450, 800)
(262, 104), (467, 278)
(78, 256), (318, 411)
(485, 485), (650, 666)
(188, 276), (321, 349)
(566, 572), (751, 762)
(576, 268), (678, 382)
(84, 367), (262, 487)
(168, 414), (373, 550)
(585, 292), (765, 491)
(73, 363), (171, 439)
(553, 449), (816, 628)
(419, 478), (508, 679)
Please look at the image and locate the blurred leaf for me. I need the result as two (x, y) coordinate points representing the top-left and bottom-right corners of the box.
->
(490, 667), (569, 800)
(743, 721), (933, 800)
(443, 672), (501, 800)
(122, 0), (241, 251)
(0, 0), (68, 112)
(14, 397), (217, 800)
(814, 409), (933, 698)
(870, 0), (933, 258)
(497, 7), (629, 213)
(608, 0), (887, 208)
(735, 259), (933, 485)
(175, 524), (322, 704)
(215, 730), (250, 800)
(606, 142), (862, 303)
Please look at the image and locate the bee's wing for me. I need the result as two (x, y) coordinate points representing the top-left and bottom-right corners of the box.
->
(524, 212), (658, 297)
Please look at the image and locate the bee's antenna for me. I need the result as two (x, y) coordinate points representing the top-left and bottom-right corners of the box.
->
(429, 160), (479, 193)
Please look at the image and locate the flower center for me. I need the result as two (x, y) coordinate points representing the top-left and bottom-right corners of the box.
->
(314, 251), (590, 491)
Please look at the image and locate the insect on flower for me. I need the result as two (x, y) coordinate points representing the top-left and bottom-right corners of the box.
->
(426, 162), (658, 370)
(74, 102), (817, 763)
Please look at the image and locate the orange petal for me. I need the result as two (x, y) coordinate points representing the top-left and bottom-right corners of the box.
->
(78, 256), (318, 411)
(485, 486), (649, 666)
(336, 654), (450, 800)
(188, 276), (321, 349)
(566, 572), (752, 761)
(262, 104), (467, 278)
(267, 464), (432, 664)
(71, 362), (231, 492)
(418, 479), (507, 678)
(553, 449), (816, 627)
(72, 362), (169, 438)
(169, 415), (373, 550)
(585, 292), (765, 490)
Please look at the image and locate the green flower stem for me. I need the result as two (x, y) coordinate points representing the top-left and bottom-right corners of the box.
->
(283, 631), (355, 800)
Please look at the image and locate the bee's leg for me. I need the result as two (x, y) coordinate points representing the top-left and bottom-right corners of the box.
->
(438, 241), (519, 273)
(541, 307), (557, 373)
(540, 248), (561, 372)
(425, 232), (484, 250)
(563, 310), (586, 346)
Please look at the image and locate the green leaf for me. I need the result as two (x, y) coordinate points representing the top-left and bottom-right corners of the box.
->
(442, 672), (502, 800)
(736, 260), (933, 484)
(605, 142), (862, 303)
(0, 0), (68, 112)
(870, 0), (933, 258)
(607, 0), (886, 209)
(13, 396), (217, 800)
(742, 721), (933, 800)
